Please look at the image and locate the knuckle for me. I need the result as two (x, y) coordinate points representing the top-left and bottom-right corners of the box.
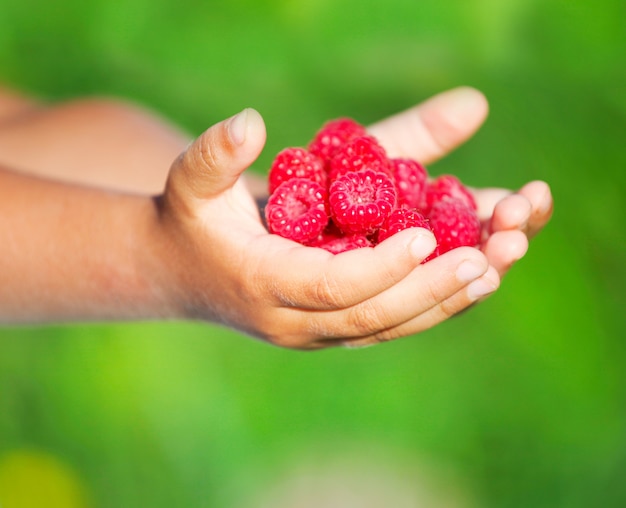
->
(424, 279), (447, 308)
(438, 296), (462, 319)
(194, 122), (234, 173)
(309, 273), (346, 309)
(347, 300), (389, 337)
(196, 137), (222, 171)
(255, 311), (313, 351)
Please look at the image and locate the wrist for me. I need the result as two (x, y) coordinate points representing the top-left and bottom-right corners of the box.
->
(131, 196), (189, 321)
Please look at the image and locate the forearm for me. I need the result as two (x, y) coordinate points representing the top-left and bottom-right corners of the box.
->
(0, 167), (171, 323)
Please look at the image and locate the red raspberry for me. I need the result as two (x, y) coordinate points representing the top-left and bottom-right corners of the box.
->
(328, 169), (396, 235)
(423, 175), (477, 216)
(427, 199), (481, 256)
(308, 118), (367, 163)
(268, 147), (326, 194)
(328, 135), (392, 182)
(318, 234), (373, 254)
(392, 158), (428, 210)
(264, 178), (328, 244)
(377, 208), (431, 243)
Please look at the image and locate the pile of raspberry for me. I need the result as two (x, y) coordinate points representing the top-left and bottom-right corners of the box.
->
(264, 118), (481, 259)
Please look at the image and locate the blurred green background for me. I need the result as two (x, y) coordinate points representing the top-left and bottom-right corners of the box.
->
(0, 0), (624, 507)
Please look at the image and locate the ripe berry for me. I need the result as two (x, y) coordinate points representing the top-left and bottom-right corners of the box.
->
(423, 174), (477, 216)
(265, 178), (328, 244)
(328, 169), (396, 235)
(265, 116), (486, 257)
(318, 234), (372, 254)
(392, 158), (428, 210)
(377, 208), (431, 243)
(428, 199), (481, 256)
(308, 118), (367, 164)
(268, 147), (326, 194)
(328, 135), (392, 182)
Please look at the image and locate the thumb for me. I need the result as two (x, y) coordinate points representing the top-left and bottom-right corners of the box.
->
(167, 108), (266, 202)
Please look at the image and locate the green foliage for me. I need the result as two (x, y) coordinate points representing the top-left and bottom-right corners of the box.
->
(1, 1), (624, 507)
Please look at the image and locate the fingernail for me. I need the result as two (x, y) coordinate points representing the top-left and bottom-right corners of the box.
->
(446, 86), (488, 118)
(456, 259), (487, 283)
(228, 108), (250, 146)
(410, 232), (436, 260)
(467, 277), (498, 300)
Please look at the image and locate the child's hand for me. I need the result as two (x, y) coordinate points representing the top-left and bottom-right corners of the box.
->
(154, 88), (552, 349)
(368, 87), (553, 279)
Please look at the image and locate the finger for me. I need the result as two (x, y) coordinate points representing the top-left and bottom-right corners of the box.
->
(271, 247), (494, 345)
(481, 230), (529, 277)
(165, 108), (266, 207)
(312, 247), (493, 340)
(488, 193), (533, 234)
(367, 86), (489, 163)
(474, 181), (553, 238)
(336, 264), (501, 349)
(472, 187), (513, 222)
(517, 180), (554, 238)
(256, 227), (437, 310)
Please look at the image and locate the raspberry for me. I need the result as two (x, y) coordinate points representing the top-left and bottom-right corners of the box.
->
(308, 221), (372, 254)
(392, 158), (428, 210)
(328, 169), (396, 235)
(264, 178), (328, 244)
(318, 234), (373, 254)
(423, 175), (477, 216)
(308, 118), (367, 164)
(306, 219), (344, 245)
(268, 147), (326, 194)
(377, 208), (431, 243)
(427, 199), (481, 256)
(328, 135), (392, 182)
(265, 117), (485, 257)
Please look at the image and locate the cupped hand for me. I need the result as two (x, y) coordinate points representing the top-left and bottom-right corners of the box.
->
(368, 87), (553, 279)
(155, 87), (552, 349)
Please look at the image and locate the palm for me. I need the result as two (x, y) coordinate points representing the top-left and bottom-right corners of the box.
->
(164, 88), (552, 348)
(233, 87), (550, 278)
(218, 87), (551, 288)
(367, 87), (552, 276)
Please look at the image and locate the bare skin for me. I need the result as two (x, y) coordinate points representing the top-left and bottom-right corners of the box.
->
(0, 85), (552, 349)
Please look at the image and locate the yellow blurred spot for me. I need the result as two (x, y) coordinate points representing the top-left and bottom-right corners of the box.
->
(0, 449), (89, 508)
